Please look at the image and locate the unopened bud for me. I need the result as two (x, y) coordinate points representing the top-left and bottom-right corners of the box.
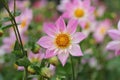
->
(28, 66), (36, 74)
(31, 44), (40, 54)
(40, 67), (52, 78)
(48, 56), (59, 66)
(0, 29), (3, 37)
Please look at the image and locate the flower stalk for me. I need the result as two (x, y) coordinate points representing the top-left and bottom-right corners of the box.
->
(70, 55), (75, 80)
(0, 0), (28, 80)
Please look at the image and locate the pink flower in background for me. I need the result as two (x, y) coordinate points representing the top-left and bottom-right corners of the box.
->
(93, 19), (111, 43)
(106, 20), (120, 55)
(37, 16), (86, 66)
(57, 0), (71, 12)
(15, 8), (33, 34)
(9, 0), (30, 11)
(0, 3), (32, 54)
(62, 0), (95, 28)
(82, 20), (97, 36)
(0, 32), (28, 54)
(94, 5), (106, 17)
(32, 0), (47, 8)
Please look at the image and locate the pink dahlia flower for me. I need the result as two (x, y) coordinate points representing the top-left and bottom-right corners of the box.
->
(106, 20), (120, 55)
(37, 16), (86, 66)
(15, 8), (33, 34)
(93, 19), (111, 43)
(62, 0), (95, 28)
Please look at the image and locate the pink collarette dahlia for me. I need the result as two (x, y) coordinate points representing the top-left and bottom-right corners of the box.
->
(62, 0), (95, 28)
(37, 16), (86, 66)
(93, 19), (111, 43)
(106, 20), (120, 55)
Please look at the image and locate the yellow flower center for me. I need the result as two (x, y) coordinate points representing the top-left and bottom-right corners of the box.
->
(100, 27), (106, 34)
(55, 34), (71, 49)
(21, 19), (27, 28)
(74, 8), (84, 18)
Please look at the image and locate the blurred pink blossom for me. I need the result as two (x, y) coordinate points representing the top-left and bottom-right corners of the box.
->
(106, 20), (120, 55)
(93, 19), (112, 43)
(62, 0), (95, 28)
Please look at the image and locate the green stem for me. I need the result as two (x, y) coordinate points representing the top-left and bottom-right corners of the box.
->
(2, 0), (25, 55)
(0, 0), (19, 45)
(1, 0), (28, 80)
(23, 67), (28, 80)
(70, 56), (75, 80)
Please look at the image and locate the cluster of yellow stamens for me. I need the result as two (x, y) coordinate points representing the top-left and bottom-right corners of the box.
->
(55, 33), (71, 49)
(74, 8), (85, 18)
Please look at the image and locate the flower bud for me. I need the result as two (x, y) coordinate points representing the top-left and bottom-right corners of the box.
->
(28, 66), (36, 74)
(40, 67), (52, 78)
(48, 56), (59, 66)
(31, 44), (41, 54)
(0, 29), (3, 37)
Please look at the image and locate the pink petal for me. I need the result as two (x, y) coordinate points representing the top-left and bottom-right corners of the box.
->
(118, 20), (120, 30)
(106, 41), (120, 50)
(62, 12), (70, 19)
(58, 52), (69, 66)
(69, 44), (83, 56)
(67, 19), (78, 34)
(43, 23), (57, 37)
(115, 49), (120, 55)
(108, 30), (120, 40)
(37, 36), (53, 48)
(72, 32), (86, 43)
(83, 0), (91, 8)
(55, 16), (66, 32)
(45, 50), (57, 58)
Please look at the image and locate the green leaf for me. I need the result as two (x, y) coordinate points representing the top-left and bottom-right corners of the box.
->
(1, 23), (20, 30)
(1, 24), (15, 30)
(16, 57), (31, 67)
(0, 17), (11, 23)
(12, 50), (24, 58)
(11, 10), (21, 17)
(14, 40), (20, 50)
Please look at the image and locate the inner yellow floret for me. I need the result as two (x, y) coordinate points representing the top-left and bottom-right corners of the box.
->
(55, 33), (71, 49)
(74, 8), (85, 18)
(21, 19), (27, 28)
(100, 27), (106, 34)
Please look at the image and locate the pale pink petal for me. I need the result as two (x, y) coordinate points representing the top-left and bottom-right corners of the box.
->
(62, 12), (70, 19)
(69, 44), (83, 56)
(83, 0), (91, 8)
(108, 30), (120, 40)
(45, 50), (57, 58)
(37, 36), (53, 48)
(118, 20), (120, 30)
(115, 49), (120, 55)
(55, 16), (66, 32)
(58, 52), (69, 66)
(106, 41), (120, 50)
(67, 19), (78, 34)
(43, 23), (57, 37)
(72, 32), (86, 43)
(79, 21), (86, 28)
(17, 66), (24, 71)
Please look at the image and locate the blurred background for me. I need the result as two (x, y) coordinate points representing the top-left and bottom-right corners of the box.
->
(0, 0), (120, 80)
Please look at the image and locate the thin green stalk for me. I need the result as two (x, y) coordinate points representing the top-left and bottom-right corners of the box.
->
(70, 56), (75, 80)
(1, 0), (28, 80)
(0, 0), (19, 44)
(23, 67), (28, 80)
(2, 0), (25, 55)
(14, 0), (16, 16)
